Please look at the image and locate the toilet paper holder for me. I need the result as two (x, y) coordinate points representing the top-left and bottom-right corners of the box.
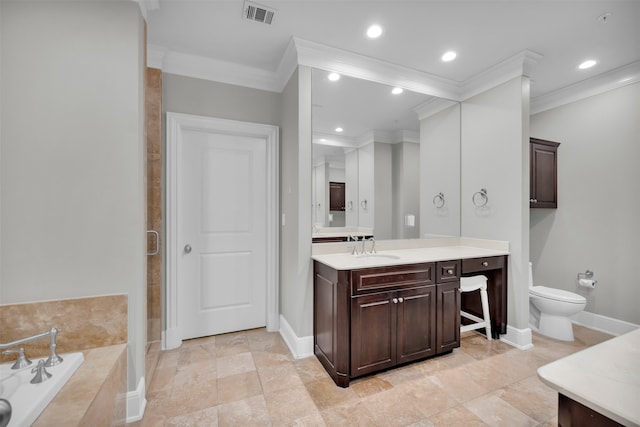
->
(577, 270), (594, 280)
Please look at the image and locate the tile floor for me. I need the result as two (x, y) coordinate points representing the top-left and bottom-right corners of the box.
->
(129, 325), (612, 426)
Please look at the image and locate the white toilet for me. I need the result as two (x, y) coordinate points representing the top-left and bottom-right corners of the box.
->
(529, 262), (586, 341)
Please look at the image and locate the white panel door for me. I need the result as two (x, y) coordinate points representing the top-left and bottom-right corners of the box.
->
(180, 129), (267, 340)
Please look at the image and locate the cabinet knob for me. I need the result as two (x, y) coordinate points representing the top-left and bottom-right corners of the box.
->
(447, 269), (454, 275)
(530, 198), (538, 203)
(482, 261), (489, 267)
(398, 297), (404, 303)
(392, 298), (398, 304)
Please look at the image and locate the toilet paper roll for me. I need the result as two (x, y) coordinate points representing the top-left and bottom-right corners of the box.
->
(578, 278), (596, 288)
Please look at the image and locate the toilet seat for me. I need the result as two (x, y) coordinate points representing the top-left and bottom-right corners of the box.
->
(530, 286), (586, 304)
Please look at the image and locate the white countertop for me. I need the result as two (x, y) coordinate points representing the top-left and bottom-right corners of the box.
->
(311, 245), (508, 270)
(537, 328), (640, 427)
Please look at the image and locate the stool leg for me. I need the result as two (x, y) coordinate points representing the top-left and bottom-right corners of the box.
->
(480, 288), (492, 341)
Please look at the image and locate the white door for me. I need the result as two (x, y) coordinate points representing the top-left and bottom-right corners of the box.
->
(179, 129), (267, 340)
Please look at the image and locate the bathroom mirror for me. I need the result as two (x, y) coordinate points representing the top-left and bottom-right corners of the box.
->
(312, 68), (461, 240)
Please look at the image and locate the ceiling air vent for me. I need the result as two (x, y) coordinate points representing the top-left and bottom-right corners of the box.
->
(243, 1), (275, 25)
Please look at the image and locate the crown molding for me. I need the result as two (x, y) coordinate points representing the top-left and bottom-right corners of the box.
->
(147, 38), (633, 113)
(459, 49), (543, 101)
(293, 37), (460, 100)
(531, 60), (640, 114)
(414, 97), (459, 121)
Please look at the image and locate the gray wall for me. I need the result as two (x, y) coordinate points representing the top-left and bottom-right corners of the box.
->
(0, 1), (146, 390)
(163, 73), (281, 125)
(461, 77), (530, 329)
(279, 67), (314, 338)
(530, 83), (640, 325)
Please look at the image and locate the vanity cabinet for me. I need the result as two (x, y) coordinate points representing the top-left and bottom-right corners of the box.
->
(314, 260), (462, 387)
(530, 137), (560, 209)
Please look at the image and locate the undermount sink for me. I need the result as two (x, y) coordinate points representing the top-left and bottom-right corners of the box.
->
(356, 254), (401, 261)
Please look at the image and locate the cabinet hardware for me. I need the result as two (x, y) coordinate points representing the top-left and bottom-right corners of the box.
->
(392, 298), (398, 304)
(147, 230), (159, 256)
(398, 297), (404, 303)
(482, 261), (489, 267)
(447, 269), (454, 275)
(530, 198), (538, 203)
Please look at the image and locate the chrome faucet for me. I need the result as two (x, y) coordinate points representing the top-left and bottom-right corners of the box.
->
(0, 327), (63, 368)
(367, 237), (376, 254)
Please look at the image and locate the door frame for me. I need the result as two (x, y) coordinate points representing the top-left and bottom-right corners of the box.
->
(164, 112), (279, 350)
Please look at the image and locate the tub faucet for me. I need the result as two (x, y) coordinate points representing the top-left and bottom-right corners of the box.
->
(0, 327), (63, 368)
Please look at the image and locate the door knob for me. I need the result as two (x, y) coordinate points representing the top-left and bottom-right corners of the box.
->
(184, 244), (192, 254)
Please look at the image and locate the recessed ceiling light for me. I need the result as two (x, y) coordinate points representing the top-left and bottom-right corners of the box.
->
(366, 25), (383, 39)
(320, 138), (326, 142)
(392, 87), (403, 95)
(328, 72), (340, 82)
(578, 59), (597, 70)
(335, 127), (343, 133)
(441, 51), (457, 62)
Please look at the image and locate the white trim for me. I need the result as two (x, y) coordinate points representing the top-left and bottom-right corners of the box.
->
(414, 98), (459, 121)
(279, 314), (314, 359)
(459, 50), (543, 101)
(293, 37), (461, 100)
(164, 112), (279, 350)
(500, 325), (534, 349)
(125, 376), (147, 423)
(133, 0), (159, 22)
(531, 60), (640, 114)
(571, 310), (639, 337)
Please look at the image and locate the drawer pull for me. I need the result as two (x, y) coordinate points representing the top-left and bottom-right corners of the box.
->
(398, 297), (404, 303)
(482, 261), (489, 267)
(447, 269), (454, 275)
(392, 298), (398, 304)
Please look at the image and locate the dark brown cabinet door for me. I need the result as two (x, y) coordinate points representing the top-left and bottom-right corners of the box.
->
(530, 138), (560, 208)
(329, 182), (346, 211)
(396, 285), (436, 364)
(351, 292), (396, 377)
(436, 282), (460, 354)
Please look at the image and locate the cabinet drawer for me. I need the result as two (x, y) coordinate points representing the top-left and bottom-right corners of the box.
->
(436, 260), (460, 283)
(462, 256), (505, 274)
(351, 263), (434, 295)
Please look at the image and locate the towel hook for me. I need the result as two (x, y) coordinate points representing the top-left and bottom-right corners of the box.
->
(433, 192), (445, 208)
(472, 188), (488, 207)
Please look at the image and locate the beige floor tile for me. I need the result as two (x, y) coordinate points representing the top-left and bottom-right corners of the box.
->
(492, 376), (558, 423)
(166, 384), (217, 418)
(217, 395), (271, 427)
(361, 385), (427, 426)
(264, 384), (320, 425)
(305, 377), (359, 410)
(398, 377), (458, 418)
(215, 332), (251, 357)
(216, 351), (256, 378)
(350, 375), (394, 398)
(464, 394), (538, 427)
(166, 406), (218, 427)
(430, 365), (490, 403)
(134, 326), (613, 427)
(217, 371), (263, 404)
(293, 356), (328, 384)
(426, 405), (489, 426)
(258, 362), (305, 393)
(252, 349), (294, 368)
(320, 399), (378, 426)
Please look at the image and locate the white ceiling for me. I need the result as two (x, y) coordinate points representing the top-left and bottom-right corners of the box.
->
(145, 0), (640, 166)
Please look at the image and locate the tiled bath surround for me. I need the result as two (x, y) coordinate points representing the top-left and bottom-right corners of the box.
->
(0, 294), (128, 425)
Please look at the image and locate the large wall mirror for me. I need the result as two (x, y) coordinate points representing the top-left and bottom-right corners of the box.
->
(312, 68), (461, 241)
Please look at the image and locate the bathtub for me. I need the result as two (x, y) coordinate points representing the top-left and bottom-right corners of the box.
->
(0, 352), (84, 426)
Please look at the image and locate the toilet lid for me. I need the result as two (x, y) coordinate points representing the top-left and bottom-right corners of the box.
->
(530, 286), (586, 304)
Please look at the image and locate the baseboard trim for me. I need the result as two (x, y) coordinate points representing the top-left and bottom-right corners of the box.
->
(126, 376), (147, 423)
(500, 325), (533, 349)
(571, 311), (639, 337)
(279, 315), (314, 359)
